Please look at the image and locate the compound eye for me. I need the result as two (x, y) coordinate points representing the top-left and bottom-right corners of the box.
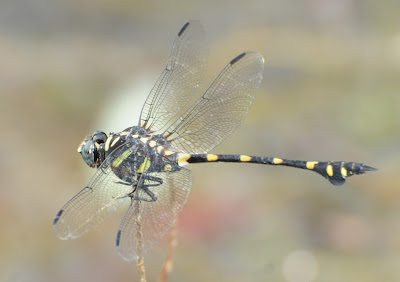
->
(81, 139), (97, 167)
(92, 131), (107, 144)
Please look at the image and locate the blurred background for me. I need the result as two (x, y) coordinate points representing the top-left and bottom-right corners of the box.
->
(1, 0), (399, 281)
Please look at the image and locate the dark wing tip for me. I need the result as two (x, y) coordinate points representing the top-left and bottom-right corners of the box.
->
(53, 209), (64, 225)
(178, 21), (191, 37)
(116, 230), (122, 247)
(230, 52), (247, 65)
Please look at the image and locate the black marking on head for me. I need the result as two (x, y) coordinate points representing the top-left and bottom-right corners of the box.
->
(53, 209), (64, 225)
(116, 230), (122, 246)
(230, 52), (246, 65)
(178, 22), (190, 37)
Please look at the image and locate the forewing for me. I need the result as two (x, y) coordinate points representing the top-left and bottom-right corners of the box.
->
(139, 21), (207, 132)
(164, 52), (264, 153)
(53, 142), (138, 240)
(116, 168), (193, 261)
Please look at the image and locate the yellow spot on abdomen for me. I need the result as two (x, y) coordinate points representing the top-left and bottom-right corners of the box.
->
(177, 153), (191, 166)
(326, 165), (334, 176)
(207, 154), (219, 161)
(341, 167), (347, 177)
(240, 155), (252, 162)
(306, 161), (318, 170)
(273, 158), (284, 164)
(137, 158), (151, 173)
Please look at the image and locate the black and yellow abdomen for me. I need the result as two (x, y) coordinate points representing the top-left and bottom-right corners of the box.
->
(176, 153), (376, 186)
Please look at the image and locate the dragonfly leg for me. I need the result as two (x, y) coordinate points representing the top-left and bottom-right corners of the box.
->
(131, 174), (164, 202)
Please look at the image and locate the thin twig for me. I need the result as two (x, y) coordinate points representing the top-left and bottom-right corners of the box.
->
(137, 255), (146, 282)
(134, 199), (147, 282)
(159, 223), (178, 282)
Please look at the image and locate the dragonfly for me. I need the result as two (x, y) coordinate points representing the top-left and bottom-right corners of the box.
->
(53, 21), (376, 261)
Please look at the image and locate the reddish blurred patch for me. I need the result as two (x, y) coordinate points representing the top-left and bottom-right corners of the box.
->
(178, 192), (254, 242)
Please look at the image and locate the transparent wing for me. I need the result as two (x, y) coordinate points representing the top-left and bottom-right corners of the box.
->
(139, 21), (208, 132)
(53, 142), (138, 240)
(116, 167), (193, 261)
(164, 52), (264, 153)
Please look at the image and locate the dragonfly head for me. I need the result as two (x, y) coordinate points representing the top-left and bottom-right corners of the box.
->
(77, 131), (108, 168)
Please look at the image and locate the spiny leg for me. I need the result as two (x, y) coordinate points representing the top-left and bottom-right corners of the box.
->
(131, 174), (164, 202)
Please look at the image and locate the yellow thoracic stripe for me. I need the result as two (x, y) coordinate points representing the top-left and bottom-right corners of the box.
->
(137, 157), (151, 173)
(113, 148), (133, 167)
(111, 136), (121, 148)
(104, 135), (113, 152)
